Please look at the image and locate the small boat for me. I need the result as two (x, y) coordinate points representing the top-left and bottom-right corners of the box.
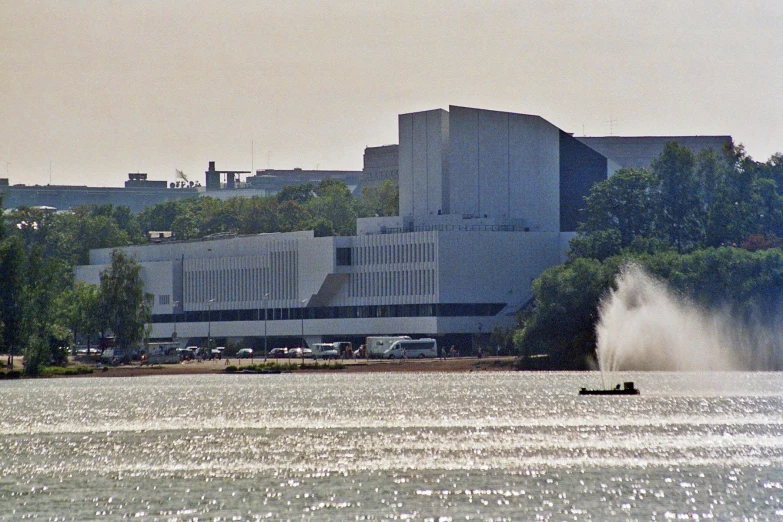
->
(579, 381), (640, 396)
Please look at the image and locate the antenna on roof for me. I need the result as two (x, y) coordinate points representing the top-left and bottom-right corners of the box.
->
(603, 116), (619, 136)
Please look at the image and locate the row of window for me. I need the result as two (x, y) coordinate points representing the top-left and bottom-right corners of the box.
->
(348, 269), (435, 298)
(151, 302), (505, 324)
(183, 251), (297, 305)
(350, 242), (436, 266)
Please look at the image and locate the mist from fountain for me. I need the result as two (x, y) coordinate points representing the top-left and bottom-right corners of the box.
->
(595, 264), (782, 374)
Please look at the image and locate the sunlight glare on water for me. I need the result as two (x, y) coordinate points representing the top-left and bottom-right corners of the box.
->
(0, 372), (781, 520)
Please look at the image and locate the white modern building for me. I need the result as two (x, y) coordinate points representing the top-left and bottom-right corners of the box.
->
(74, 105), (624, 350)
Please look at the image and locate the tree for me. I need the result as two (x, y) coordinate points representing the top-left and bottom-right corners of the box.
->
(359, 180), (399, 218)
(0, 236), (27, 365)
(277, 183), (315, 205)
(652, 142), (701, 251)
(276, 200), (313, 232)
(578, 168), (659, 247)
(22, 334), (50, 377)
(306, 180), (358, 236)
(516, 257), (618, 369)
(57, 281), (102, 352)
(99, 249), (152, 353)
(137, 199), (185, 235)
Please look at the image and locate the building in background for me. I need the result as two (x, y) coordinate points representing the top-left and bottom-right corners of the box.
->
(577, 135), (732, 170)
(1, 163), (362, 212)
(1, 174), (199, 213)
(245, 167), (361, 196)
(361, 145), (399, 193)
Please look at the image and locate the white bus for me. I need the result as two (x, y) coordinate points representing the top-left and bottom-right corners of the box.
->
(382, 338), (438, 359)
(366, 336), (411, 358)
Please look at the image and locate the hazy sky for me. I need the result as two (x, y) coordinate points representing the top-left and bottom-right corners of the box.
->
(2, 1), (782, 187)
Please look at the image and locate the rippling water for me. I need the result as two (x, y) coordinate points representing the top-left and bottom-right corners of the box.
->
(0, 372), (781, 520)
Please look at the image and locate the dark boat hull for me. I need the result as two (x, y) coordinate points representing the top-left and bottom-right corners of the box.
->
(579, 381), (640, 396)
(579, 388), (639, 396)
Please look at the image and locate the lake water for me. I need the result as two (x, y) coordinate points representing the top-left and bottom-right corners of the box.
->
(0, 371), (781, 520)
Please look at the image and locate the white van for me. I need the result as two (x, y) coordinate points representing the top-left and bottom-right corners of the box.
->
(312, 342), (352, 359)
(382, 338), (437, 359)
(366, 336), (412, 358)
(312, 343), (340, 359)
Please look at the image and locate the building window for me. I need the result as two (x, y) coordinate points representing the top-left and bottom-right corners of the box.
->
(159, 294), (170, 305)
(336, 247), (352, 266)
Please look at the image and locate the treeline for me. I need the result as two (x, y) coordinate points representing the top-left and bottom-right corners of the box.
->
(517, 144), (783, 369)
(0, 179), (397, 375)
(138, 179), (398, 240)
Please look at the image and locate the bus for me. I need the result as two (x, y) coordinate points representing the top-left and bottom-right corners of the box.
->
(382, 338), (437, 359)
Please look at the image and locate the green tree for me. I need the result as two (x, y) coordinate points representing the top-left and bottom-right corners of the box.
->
(276, 200), (313, 232)
(516, 257), (618, 369)
(137, 199), (186, 235)
(240, 197), (281, 234)
(57, 281), (102, 352)
(359, 180), (399, 217)
(0, 236), (27, 365)
(306, 180), (358, 235)
(22, 333), (50, 377)
(651, 142), (701, 251)
(568, 229), (622, 261)
(578, 168), (659, 247)
(277, 183), (315, 205)
(99, 249), (152, 353)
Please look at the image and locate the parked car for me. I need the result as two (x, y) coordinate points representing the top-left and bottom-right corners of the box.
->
(269, 348), (288, 358)
(177, 347), (196, 361)
(286, 347), (314, 359)
(236, 348), (254, 359)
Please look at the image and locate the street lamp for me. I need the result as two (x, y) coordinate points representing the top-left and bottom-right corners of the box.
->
(300, 298), (308, 365)
(172, 300), (179, 341)
(477, 322), (483, 358)
(262, 293), (269, 361)
(207, 298), (215, 353)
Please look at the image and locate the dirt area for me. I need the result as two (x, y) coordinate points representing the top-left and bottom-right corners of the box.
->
(31, 356), (519, 378)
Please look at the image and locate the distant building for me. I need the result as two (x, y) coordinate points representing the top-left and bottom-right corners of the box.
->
(576, 136), (732, 170)
(0, 162), (363, 212)
(124, 173), (166, 189)
(1, 174), (198, 213)
(362, 145), (399, 193)
(245, 168), (361, 196)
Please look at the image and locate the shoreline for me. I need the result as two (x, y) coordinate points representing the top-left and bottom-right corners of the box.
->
(20, 356), (519, 378)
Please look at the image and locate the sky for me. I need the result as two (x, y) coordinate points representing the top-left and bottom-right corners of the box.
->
(2, 1), (782, 188)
